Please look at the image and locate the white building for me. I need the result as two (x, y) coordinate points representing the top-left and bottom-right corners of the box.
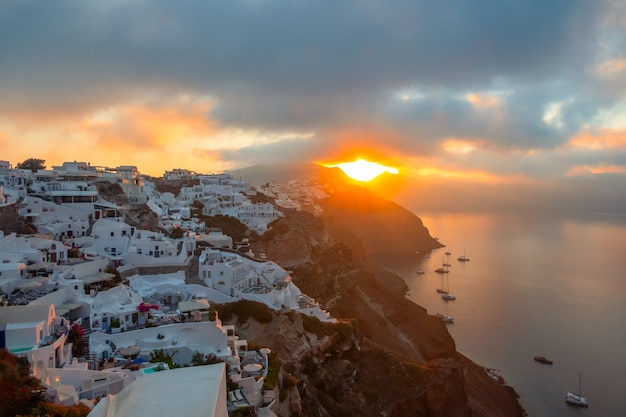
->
(0, 304), (71, 369)
(87, 364), (228, 417)
(198, 248), (335, 322)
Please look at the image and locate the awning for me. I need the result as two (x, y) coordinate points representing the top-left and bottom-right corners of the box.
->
(15, 280), (42, 289)
(82, 272), (116, 285)
(177, 300), (210, 313)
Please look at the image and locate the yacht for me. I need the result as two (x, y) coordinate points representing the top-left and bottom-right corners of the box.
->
(435, 313), (454, 323)
(565, 372), (588, 407)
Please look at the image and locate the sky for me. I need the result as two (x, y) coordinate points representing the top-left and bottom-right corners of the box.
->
(1, 0), (625, 215)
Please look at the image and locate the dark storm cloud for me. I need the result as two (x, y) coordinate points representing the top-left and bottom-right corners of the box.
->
(0, 0), (604, 109)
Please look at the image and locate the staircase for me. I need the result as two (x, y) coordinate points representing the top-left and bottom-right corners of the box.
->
(78, 319), (96, 370)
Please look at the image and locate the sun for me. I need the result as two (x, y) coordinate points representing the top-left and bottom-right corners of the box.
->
(332, 159), (399, 182)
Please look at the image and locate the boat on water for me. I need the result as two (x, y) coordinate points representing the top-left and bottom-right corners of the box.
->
(435, 313), (454, 323)
(434, 267), (449, 273)
(416, 269), (425, 275)
(534, 356), (553, 365)
(441, 275), (456, 300)
(565, 372), (589, 407)
(436, 288), (448, 294)
(457, 248), (470, 262)
(444, 247), (451, 256)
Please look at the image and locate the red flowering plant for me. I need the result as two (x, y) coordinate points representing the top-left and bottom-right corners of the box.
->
(67, 322), (86, 358)
(136, 302), (160, 313)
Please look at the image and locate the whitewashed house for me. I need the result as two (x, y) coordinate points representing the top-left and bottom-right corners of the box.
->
(0, 304), (71, 369)
(91, 219), (134, 260)
(198, 248), (335, 322)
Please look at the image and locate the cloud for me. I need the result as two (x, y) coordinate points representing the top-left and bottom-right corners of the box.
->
(1, 0), (625, 211)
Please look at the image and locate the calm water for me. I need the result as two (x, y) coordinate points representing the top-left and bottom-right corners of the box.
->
(385, 212), (626, 417)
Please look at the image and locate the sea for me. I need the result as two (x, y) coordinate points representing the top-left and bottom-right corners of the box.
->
(383, 211), (626, 417)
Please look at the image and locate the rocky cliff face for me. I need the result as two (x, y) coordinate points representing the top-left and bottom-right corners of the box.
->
(0, 203), (37, 235)
(243, 189), (526, 417)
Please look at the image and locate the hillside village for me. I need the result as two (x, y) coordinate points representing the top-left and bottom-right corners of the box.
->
(0, 160), (337, 417)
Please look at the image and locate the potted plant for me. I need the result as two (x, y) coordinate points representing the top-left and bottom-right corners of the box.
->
(111, 317), (121, 333)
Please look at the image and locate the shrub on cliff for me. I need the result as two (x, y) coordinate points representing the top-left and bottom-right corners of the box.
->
(214, 300), (273, 325)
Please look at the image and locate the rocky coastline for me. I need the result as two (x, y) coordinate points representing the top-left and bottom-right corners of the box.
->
(234, 185), (527, 417)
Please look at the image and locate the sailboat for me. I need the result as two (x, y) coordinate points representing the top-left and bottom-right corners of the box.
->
(435, 256), (449, 273)
(443, 253), (451, 267)
(441, 274), (456, 301)
(435, 312), (454, 323)
(436, 273), (448, 294)
(457, 248), (470, 262)
(565, 372), (589, 407)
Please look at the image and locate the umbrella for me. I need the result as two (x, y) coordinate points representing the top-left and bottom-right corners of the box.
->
(119, 346), (141, 357)
(243, 363), (263, 372)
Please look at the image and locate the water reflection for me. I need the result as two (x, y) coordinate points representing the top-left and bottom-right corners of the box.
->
(385, 212), (626, 416)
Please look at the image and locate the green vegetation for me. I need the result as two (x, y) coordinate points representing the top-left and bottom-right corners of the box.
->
(15, 158), (45, 172)
(262, 352), (282, 391)
(0, 349), (90, 417)
(214, 300), (274, 325)
(190, 352), (221, 366)
(149, 349), (179, 369)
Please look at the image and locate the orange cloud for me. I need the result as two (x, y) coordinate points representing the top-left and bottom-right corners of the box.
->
(442, 138), (478, 154)
(413, 166), (504, 183)
(570, 129), (626, 149)
(568, 164), (626, 175)
(80, 98), (216, 151)
(0, 95), (230, 176)
(596, 59), (626, 78)
(466, 93), (500, 108)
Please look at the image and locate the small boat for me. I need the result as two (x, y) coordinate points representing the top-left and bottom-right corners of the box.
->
(434, 267), (449, 273)
(441, 275), (456, 300)
(457, 248), (470, 262)
(565, 372), (589, 407)
(534, 356), (553, 365)
(436, 288), (448, 294)
(416, 269), (425, 275)
(435, 313), (454, 323)
(444, 247), (451, 256)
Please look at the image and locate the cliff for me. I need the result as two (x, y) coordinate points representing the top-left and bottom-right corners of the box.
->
(242, 188), (525, 417)
(0, 203), (37, 235)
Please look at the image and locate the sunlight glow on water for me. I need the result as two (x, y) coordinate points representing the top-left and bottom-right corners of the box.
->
(385, 213), (626, 417)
